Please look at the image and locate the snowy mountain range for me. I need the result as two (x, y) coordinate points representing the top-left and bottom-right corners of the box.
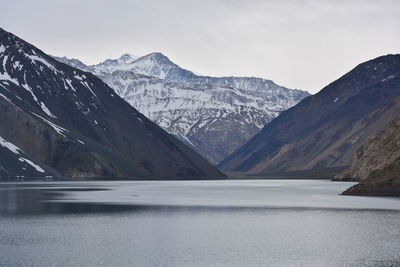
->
(55, 53), (310, 164)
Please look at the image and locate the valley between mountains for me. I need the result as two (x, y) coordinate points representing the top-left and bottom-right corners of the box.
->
(1, 27), (400, 196)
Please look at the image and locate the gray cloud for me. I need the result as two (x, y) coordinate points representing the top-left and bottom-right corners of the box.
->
(2, 0), (400, 93)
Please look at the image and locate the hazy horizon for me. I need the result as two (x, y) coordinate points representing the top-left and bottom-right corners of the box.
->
(2, 0), (400, 93)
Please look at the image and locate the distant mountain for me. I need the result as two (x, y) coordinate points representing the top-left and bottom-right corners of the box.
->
(342, 117), (400, 196)
(51, 56), (95, 73)
(125, 52), (184, 80)
(0, 28), (224, 179)
(92, 53), (139, 74)
(54, 53), (309, 164)
(55, 53), (139, 75)
(219, 55), (400, 174)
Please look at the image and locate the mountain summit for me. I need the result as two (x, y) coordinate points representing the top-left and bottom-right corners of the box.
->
(126, 52), (187, 80)
(92, 53), (139, 74)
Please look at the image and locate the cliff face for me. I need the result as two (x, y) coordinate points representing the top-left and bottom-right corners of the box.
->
(342, 117), (400, 196)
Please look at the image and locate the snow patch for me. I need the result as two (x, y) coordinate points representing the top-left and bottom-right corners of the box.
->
(0, 137), (46, 174)
(32, 113), (69, 137)
(65, 78), (76, 92)
(0, 71), (20, 86)
(74, 74), (86, 81)
(18, 157), (45, 173)
(40, 102), (56, 118)
(26, 54), (58, 73)
(80, 81), (97, 97)
(2, 55), (8, 71)
(12, 61), (23, 71)
(0, 135), (22, 154)
(20, 80), (40, 103)
(382, 75), (396, 82)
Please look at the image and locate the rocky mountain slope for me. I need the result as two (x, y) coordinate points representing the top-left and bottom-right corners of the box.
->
(219, 54), (400, 175)
(0, 28), (224, 179)
(55, 54), (309, 164)
(342, 117), (400, 196)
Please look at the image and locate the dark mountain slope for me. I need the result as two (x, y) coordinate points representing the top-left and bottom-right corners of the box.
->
(0, 28), (224, 179)
(0, 86), (144, 178)
(220, 55), (400, 174)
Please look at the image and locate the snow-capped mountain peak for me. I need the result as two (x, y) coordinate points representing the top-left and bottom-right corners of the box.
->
(119, 53), (138, 61)
(54, 52), (310, 164)
(90, 53), (139, 74)
(97, 53), (138, 66)
(143, 52), (172, 62)
(127, 52), (189, 80)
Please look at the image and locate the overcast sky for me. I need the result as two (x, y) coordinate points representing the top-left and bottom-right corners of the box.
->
(2, 0), (400, 93)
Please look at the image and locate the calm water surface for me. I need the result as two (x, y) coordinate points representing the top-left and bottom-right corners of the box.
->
(0, 180), (400, 266)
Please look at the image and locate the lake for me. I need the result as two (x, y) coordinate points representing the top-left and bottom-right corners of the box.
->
(0, 180), (400, 266)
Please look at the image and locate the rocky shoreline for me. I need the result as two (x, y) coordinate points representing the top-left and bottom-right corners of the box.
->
(339, 118), (400, 196)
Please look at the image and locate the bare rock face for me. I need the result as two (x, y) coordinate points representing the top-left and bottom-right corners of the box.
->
(342, 117), (400, 196)
(338, 118), (400, 181)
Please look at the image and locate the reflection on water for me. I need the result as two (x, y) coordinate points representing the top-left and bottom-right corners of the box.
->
(0, 186), (122, 215)
(0, 180), (400, 266)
